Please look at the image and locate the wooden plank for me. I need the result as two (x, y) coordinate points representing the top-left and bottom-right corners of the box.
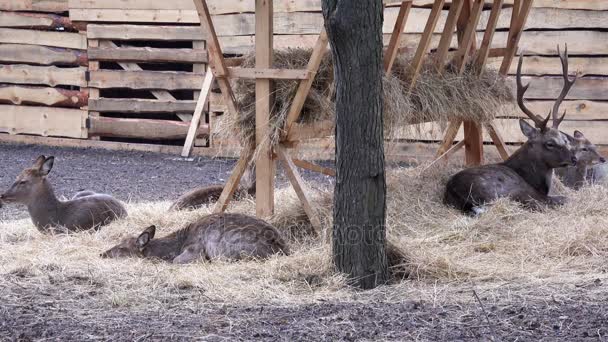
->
(182, 67), (214, 157)
(88, 47), (208, 63)
(0, 28), (86, 50)
(498, 100), (608, 122)
(0, 44), (87, 66)
(408, 0), (445, 88)
(228, 67), (310, 80)
(87, 24), (205, 41)
(455, 0), (484, 73)
(277, 145), (322, 234)
(89, 98), (197, 113)
(434, 0), (463, 70)
(508, 77), (608, 101)
(283, 29), (328, 137)
(255, 0), (275, 217)
(88, 117), (208, 140)
(0, 85), (87, 108)
(463, 120), (484, 165)
(383, 1), (412, 74)
(425, 140), (465, 171)
(0, 11), (79, 30)
(0, 0), (69, 12)
(435, 120), (461, 157)
(88, 70), (204, 90)
(286, 120), (334, 142)
(488, 56), (608, 77)
(87, 39), (100, 140)
(0, 105), (86, 139)
(293, 159), (336, 177)
(68, 0), (608, 12)
(500, 0), (532, 75)
(192, 40), (207, 147)
(0, 64), (86, 87)
(213, 145), (255, 213)
(474, 0), (502, 70)
(485, 121), (510, 160)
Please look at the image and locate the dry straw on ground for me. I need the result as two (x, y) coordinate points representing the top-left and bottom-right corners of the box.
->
(1, 165), (607, 311)
(214, 48), (514, 148)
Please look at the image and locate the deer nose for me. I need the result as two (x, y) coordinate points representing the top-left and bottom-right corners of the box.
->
(571, 156), (578, 165)
(601, 157), (606, 163)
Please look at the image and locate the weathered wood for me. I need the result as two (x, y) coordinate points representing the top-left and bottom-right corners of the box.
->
(87, 24), (205, 41)
(287, 120), (334, 141)
(88, 47), (208, 63)
(0, 64), (86, 87)
(0, 44), (87, 66)
(88, 117), (209, 140)
(500, 0), (532, 74)
(0, 105), (86, 139)
(474, 0), (502, 70)
(498, 100), (608, 121)
(292, 159), (336, 176)
(435, 120), (461, 157)
(455, 0), (483, 73)
(182, 67), (214, 157)
(509, 77), (608, 101)
(0, 0), (69, 12)
(485, 121), (510, 160)
(0, 28), (86, 50)
(277, 145), (322, 234)
(489, 56), (608, 77)
(383, 1), (412, 74)
(88, 70), (204, 90)
(213, 145), (255, 213)
(434, 0), (463, 70)
(408, 0), (444, 88)
(0, 12), (79, 30)
(89, 98), (197, 113)
(463, 120), (484, 165)
(0, 85), (88, 108)
(87, 39), (100, 140)
(228, 67), (310, 80)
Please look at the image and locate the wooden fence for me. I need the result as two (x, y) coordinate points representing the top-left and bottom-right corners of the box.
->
(0, 0), (607, 160)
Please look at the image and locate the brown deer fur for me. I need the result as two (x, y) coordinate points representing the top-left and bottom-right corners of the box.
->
(555, 130), (606, 189)
(444, 46), (578, 215)
(101, 213), (289, 263)
(0, 156), (127, 232)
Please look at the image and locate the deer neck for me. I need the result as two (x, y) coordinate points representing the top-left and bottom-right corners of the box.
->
(503, 143), (553, 195)
(26, 179), (61, 230)
(144, 229), (190, 261)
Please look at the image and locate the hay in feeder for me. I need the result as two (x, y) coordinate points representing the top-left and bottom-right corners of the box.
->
(214, 48), (514, 147)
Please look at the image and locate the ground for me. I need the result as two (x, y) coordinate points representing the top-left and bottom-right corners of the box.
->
(1, 142), (607, 341)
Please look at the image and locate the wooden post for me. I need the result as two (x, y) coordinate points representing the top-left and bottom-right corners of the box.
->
(408, 0), (445, 88)
(255, 0), (275, 217)
(500, 0), (532, 75)
(87, 39), (99, 140)
(463, 120), (483, 165)
(434, 0), (464, 72)
(383, 1), (412, 74)
(182, 67), (214, 157)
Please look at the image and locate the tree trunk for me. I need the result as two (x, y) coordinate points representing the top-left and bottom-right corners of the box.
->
(322, 0), (388, 289)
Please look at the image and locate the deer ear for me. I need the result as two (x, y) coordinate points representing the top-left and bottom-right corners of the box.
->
(519, 119), (539, 139)
(573, 130), (584, 139)
(40, 156), (54, 176)
(136, 225), (156, 248)
(33, 155), (46, 169)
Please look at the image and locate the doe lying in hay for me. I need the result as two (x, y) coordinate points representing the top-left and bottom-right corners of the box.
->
(215, 48), (514, 147)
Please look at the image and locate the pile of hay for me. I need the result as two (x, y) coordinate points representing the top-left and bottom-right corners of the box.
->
(1, 164), (607, 310)
(215, 48), (514, 147)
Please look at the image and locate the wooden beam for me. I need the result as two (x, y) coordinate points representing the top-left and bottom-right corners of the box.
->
(0, 0), (69, 12)
(434, 0), (463, 71)
(435, 120), (462, 157)
(228, 67), (310, 80)
(89, 98), (198, 113)
(88, 47), (208, 63)
(0, 105), (86, 139)
(463, 120), (483, 166)
(286, 120), (334, 142)
(88, 70), (204, 90)
(485, 122), (510, 160)
(88, 117), (208, 140)
(408, 0), (445, 88)
(383, 1), (412, 74)
(293, 159), (336, 177)
(0, 12), (80, 31)
(277, 146), (322, 234)
(255, 0), (275, 217)
(282, 29), (328, 138)
(474, 0), (503, 71)
(0, 85), (87, 108)
(455, 0), (484, 73)
(0, 28), (86, 50)
(0, 44), (87, 66)
(490, 56), (608, 77)
(182, 67), (214, 157)
(213, 145), (255, 213)
(87, 24), (205, 41)
(424, 140), (465, 171)
(500, 0), (532, 75)
(87, 39), (100, 140)
(0, 64), (86, 87)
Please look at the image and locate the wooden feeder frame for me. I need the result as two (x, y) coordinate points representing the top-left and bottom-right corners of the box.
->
(182, 0), (533, 229)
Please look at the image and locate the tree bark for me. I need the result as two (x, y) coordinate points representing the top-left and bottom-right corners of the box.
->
(322, 0), (388, 289)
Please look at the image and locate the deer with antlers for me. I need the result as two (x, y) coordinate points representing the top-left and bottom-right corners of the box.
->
(444, 45), (578, 215)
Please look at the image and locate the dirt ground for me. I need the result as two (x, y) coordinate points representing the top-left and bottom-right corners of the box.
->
(1, 142), (607, 341)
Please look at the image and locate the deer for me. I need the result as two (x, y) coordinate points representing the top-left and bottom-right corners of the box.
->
(444, 45), (578, 215)
(0, 155), (128, 232)
(101, 213), (289, 263)
(555, 130), (606, 189)
(168, 164), (256, 211)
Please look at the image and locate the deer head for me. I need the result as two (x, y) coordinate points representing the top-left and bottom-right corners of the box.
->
(100, 225), (156, 259)
(516, 45), (578, 168)
(571, 130), (606, 167)
(0, 156), (55, 205)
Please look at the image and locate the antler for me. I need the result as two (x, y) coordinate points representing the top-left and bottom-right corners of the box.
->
(516, 53), (550, 130)
(551, 44), (577, 129)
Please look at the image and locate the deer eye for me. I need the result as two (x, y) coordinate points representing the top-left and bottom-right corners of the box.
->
(545, 141), (556, 148)
(581, 148), (589, 152)
(18, 180), (28, 185)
